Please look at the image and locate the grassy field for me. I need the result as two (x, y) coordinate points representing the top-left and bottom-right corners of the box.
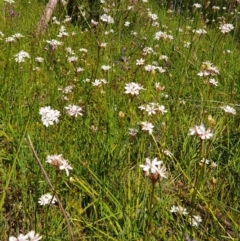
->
(1, 0), (240, 240)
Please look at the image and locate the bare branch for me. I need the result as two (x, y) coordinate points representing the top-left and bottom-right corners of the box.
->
(33, 0), (58, 37)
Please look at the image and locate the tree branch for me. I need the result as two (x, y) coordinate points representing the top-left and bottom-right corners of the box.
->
(33, 0), (58, 37)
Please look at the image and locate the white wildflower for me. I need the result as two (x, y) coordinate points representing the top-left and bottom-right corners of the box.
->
(101, 65), (111, 71)
(189, 215), (202, 227)
(189, 124), (213, 140)
(140, 121), (154, 134)
(39, 106), (60, 127)
(38, 193), (57, 206)
(4, 0), (15, 4)
(219, 23), (234, 33)
(140, 157), (167, 180)
(128, 128), (138, 136)
(124, 21), (130, 27)
(220, 105), (236, 115)
(170, 205), (188, 215)
(46, 39), (62, 49)
(124, 82), (144, 96)
(46, 154), (73, 176)
(92, 78), (107, 86)
(35, 57), (44, 63)
(193, 3), (202, 8)
(136, 58), (145, 66)
(14, 51), (30, 63)
(65, 104), (83, 117)
(100, 14), (114, 24)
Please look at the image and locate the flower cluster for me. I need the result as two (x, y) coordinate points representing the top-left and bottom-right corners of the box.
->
(46, 154), (73, 176)
(208, 78), (218, 86)
(35, 57), (44, 63)
(197, 61), (219, 77)
(148, 11), (158, 21)
(140, 121), (154, 134)
(128, 128), (138, 136)
(5, 33), (24, 43)
(57, 25), (68, 38)
(170, 205), (202, 227)
(189, 215), (202, 227)
(65, 104), (83, 117)
(136, 58), (145, 66)
(155, 82), (165, 92)
(100, 14), (114, 24)
(189, 124), (213, 140)
(67, 55), (78, 63)
(193, 3), (202, 8)
(9, 231), (42, 241)
(39, 106), (60, 127)
(58, 85), (75, 100)
(170, 205), (188, 216)
(46, 39), (62, 50)
(144, 64), (166, 73)
(4, 0), (15, 4)
(140, 157), (167, 181)
(139, 102), (167, 116)
(200, 158), (217, 168)
(154, 31), (173, 41)
(220, 105), (236, 115)
(192, 29), (207, 35)
(219, 23), (234, 33)
(124, 82), (144, 96)
(101, 65), (111, 72)
(14, 51), (30, 63)
(142, 47), (154, 55)
(38, 193), (57, 206)
(92, 78), (108, 87)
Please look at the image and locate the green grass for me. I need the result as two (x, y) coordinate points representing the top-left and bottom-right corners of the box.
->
(1, 0), (240, 240)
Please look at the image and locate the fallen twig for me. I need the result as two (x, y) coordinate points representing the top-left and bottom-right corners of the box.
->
(27, 135), (74, 241)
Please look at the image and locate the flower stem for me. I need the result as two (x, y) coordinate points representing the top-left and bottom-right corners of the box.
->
(147, 180), (156, 236)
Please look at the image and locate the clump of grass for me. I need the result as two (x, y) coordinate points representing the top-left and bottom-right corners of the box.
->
(0, 0), (240, 240)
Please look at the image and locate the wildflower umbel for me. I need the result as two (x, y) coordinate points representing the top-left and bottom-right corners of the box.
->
(27, 231), (42, 241)
(9, 230), (42, 241)
(198, 61), (219, 77)
(220, 105), (236, 115)
(139, 102), (167, 116)
(128, 128), (138, 136)
(170, 205), (188, 216)
(100, 14), (114, 24)
(193, 3), (202, 8)
(124, 82), (144, 96)
(219, 23), (234, 33)
(136, 58), (145, 66)
(140, 157), (167, 181)
(189, 215), (202, 227)
(65, 104), (83, 117)
(189, 124), (213, 140)
(46, 39), (62, 50)
(140, 121), (154, 134)
(14, 51), (30, 63)
(46, 154), (73, 176)
(4, 0), (15, 4)
(154, 31), (173, 40)
(39, 106), (60, 127)
(38, 193), (57, 206)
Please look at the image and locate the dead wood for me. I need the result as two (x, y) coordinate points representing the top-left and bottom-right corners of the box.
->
(33, 0), (58, 37)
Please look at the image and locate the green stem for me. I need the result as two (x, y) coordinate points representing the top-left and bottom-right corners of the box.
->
(44, 170), (59, 240)
(191, 139), (204, 217)
(147, 181), (156, 236)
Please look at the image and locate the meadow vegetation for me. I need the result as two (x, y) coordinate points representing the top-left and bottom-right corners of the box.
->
(0, 0), (240, 240)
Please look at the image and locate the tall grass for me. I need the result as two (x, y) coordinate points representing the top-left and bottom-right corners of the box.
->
(0, 0), (240, 240)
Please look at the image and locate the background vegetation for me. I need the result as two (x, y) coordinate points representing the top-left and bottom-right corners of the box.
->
(0, 0), (240, 240)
